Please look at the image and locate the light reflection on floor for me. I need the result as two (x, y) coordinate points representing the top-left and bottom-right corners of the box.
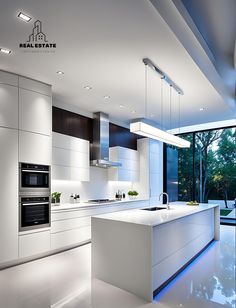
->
(0, 225), (235, 308)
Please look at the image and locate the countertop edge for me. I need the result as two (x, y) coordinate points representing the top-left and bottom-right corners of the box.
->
(51, 198), (148, 212)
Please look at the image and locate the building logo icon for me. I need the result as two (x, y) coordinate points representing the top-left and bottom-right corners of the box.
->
(19, 19), (56, 51)
(27, 20), (48, 42)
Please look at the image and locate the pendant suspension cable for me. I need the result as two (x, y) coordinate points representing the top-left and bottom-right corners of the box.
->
(145, 64), (148, 118)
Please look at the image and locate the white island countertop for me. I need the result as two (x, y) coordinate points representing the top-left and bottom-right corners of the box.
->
(51, 198), (148, 211)
(92, 201), (220, 302)
(93, 202), (219, 227)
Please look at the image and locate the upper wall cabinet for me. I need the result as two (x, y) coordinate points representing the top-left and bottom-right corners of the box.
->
(0, 70), (18, 86)
(19, 131), (52, 165)
(52, 132), (90, 181)
(108, 146), (139, 182)
(19, 88), (52, 136)
(0, 84), (18, 129)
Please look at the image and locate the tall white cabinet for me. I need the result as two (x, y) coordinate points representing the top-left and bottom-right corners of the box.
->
(137, 138), (163, 204)
(0, 70), (52, 266)
(18, 76), (52, 165)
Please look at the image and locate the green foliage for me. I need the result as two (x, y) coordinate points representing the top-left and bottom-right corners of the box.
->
(51, 192), (62, 203)
(128, 190), (139, 196)
(178, 127), (236, 205)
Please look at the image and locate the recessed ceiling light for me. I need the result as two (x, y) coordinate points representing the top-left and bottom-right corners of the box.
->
(104, 95), (110, 99)
(18, 12), (32, 22)
(131, 110), (136, 114)
(199, 107), (207, 111)
(84, 85), (92, 90)
(119, 104), (124, 108)
(0, 48), (11, 54)
(57, 71), (64, 75)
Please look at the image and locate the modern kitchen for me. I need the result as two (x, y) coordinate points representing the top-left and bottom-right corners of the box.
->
(0, 1), (235, 308)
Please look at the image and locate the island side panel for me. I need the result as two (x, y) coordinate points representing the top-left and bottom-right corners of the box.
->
(91, 217), (153, 302)
(152, 207), (215, 292)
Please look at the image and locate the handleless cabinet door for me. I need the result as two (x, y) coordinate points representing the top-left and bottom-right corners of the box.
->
(19, 130), (52, 165)
(19, 88), (52, 136)
(0, 84), (18, 129)
(0, 127), (18, 264)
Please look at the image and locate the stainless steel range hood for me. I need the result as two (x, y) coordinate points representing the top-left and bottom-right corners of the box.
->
(90, 112), (122, 168)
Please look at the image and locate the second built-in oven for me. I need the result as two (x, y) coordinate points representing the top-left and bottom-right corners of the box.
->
(19, 163), (50, 195)
(19, 196), (50, 231)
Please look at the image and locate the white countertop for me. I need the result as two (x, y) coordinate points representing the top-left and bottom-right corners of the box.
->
(51, 198), (148, 211)
(93, 202), (219, 227)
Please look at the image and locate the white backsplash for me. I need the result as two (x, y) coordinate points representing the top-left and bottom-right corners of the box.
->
(52, 166), (138, 203)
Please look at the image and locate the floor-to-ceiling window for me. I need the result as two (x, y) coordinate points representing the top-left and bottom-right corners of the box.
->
(165, 126), (236, 224)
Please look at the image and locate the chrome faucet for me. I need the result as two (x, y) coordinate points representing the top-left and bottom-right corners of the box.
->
(159, 192), (170, 210)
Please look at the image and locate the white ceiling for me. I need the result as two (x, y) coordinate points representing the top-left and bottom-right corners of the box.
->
(0, 0), (235, 129)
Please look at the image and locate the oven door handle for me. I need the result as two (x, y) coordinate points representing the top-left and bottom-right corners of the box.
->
(21, 170), (49, 173)
(22, 202), (50, 206)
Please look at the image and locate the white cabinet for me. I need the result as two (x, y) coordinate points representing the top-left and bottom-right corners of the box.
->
(50, 200), (147, 251)
(52, 132), (89, 181)
(149, 139), (163, 205)
(19, 230), (51, 259)
(0, 70), (18, 86)
(0, 128), (18, 264)
(108, 146), (139, 182)
(137, 138), (163, 204)
(19, 130), (52, 165)
(19, 76), (51, 96)
(19, 88), (52, 136)
(0, 84), (18, 129)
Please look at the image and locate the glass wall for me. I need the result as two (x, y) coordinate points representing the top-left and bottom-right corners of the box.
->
(166, 126), (236, 224)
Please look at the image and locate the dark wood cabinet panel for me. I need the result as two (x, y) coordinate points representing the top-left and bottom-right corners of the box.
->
(52, 107), (93, 141)
(52, 107), (142, 149)
(109, 123), (142, 150)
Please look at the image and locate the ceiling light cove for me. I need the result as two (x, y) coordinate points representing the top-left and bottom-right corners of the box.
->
(0, 48), (11, 54)
(57, 71), (64, 75)
(18, 12), (32, 22)
(84, 85), (92, 90)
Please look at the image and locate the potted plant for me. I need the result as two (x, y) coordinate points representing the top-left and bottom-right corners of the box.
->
(128, 190), (139, 200)
(51, 192), (62, 205)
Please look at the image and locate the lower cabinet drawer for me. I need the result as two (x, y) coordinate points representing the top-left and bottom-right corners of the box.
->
(19, 230), (51, 259)
(51, 226), (91, 250)
(51, 216), (91, 233)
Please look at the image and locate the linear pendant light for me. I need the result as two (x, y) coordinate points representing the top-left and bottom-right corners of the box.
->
(130, 121), (190, 148)
(130, 58), (190, 148)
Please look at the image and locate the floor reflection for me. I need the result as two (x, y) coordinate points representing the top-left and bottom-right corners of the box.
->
(0, 226), (235, 308)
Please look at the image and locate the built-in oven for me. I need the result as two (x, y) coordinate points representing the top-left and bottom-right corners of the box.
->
(19, 196), (51, 231)
(19, 163), (50, 195)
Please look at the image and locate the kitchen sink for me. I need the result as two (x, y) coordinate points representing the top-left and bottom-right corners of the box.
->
(141, 207), (166, 211)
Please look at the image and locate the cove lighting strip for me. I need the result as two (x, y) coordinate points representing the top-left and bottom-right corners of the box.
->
(130, 121), (190, 148)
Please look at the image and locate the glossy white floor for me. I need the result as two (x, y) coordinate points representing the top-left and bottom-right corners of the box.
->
(0, 225), (235, 308)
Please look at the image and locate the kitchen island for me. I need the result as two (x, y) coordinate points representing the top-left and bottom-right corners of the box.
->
(91, 202), (220, 302)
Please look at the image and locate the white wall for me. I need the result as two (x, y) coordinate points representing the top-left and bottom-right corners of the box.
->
(52, 167), (138, 203)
